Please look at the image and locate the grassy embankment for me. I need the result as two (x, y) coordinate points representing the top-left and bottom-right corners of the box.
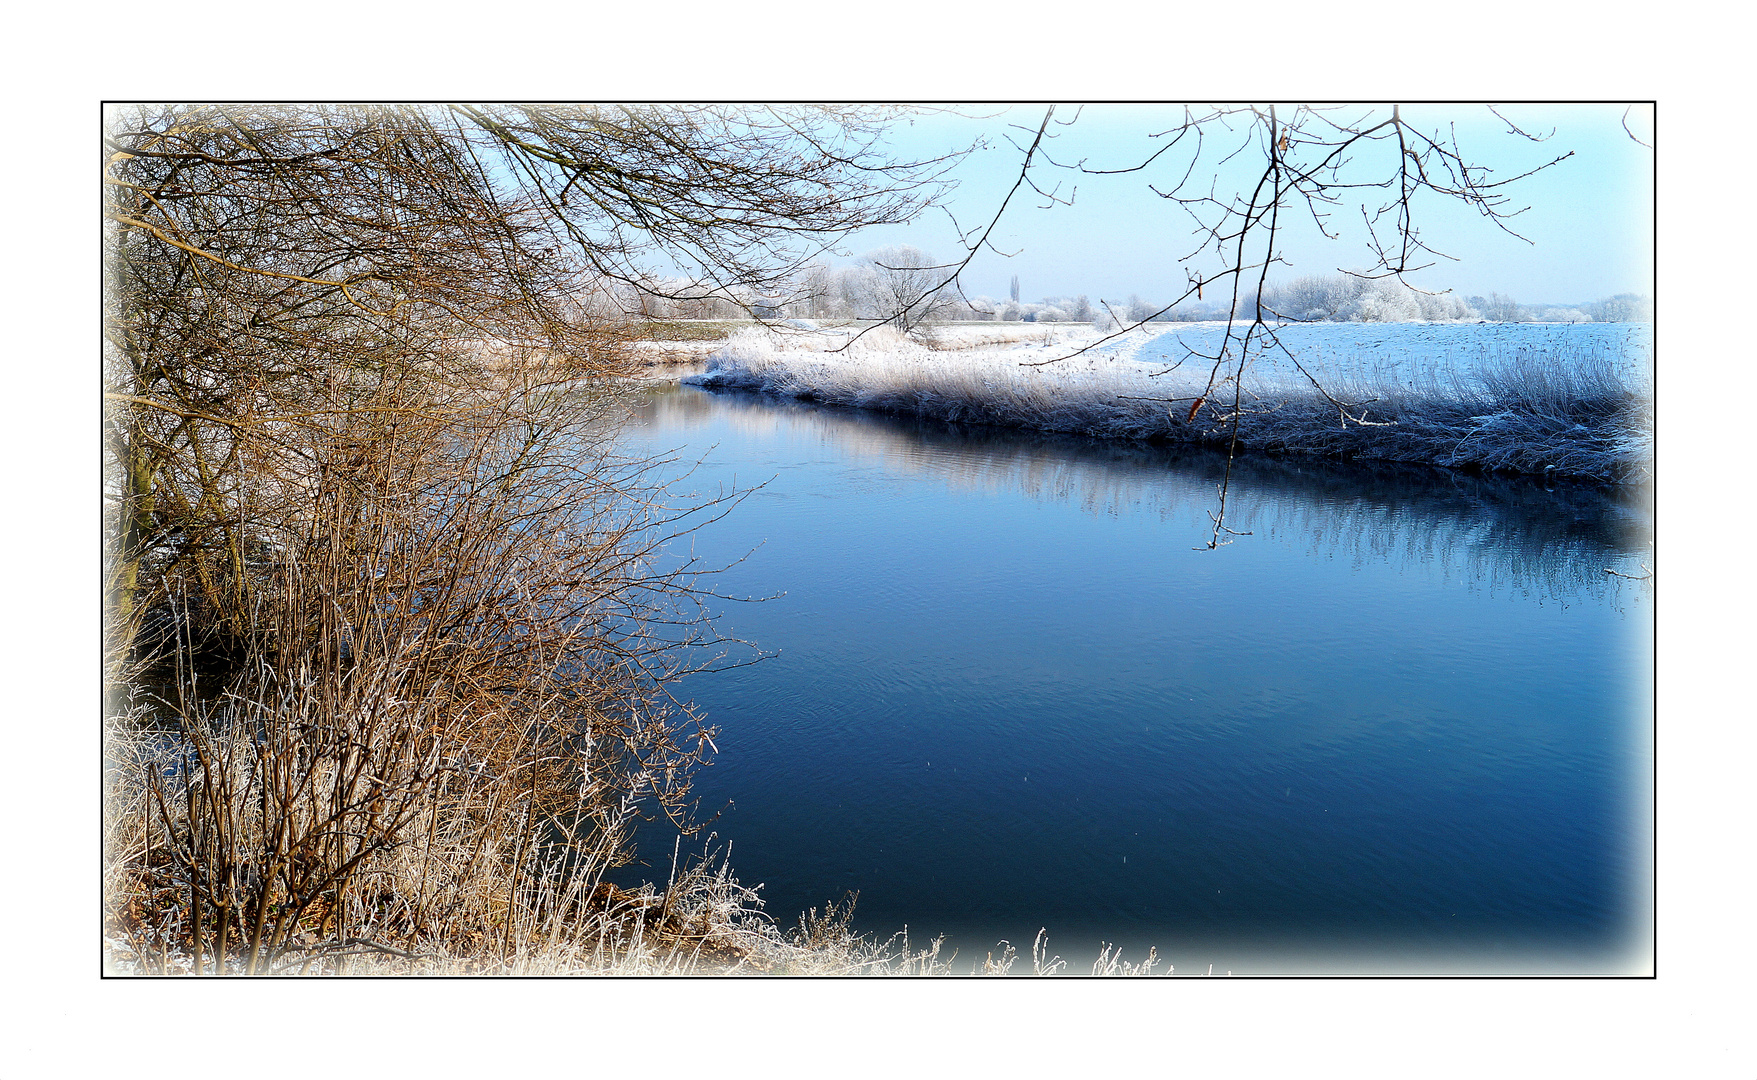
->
(691, 324), (1653, 484)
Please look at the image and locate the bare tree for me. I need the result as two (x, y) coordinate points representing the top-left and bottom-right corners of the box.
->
(105, 104), (953, 661)
(929, 104), (1574, 546)
(453, 105), (961, 318)
(1480, 291), (1526, 322)
(102, 103), (960, 970)
(855, 245), (960, 336)
(1271, 274), (1365, 321)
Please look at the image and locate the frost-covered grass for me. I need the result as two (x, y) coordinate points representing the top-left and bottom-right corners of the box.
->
(105, 707), (1167, 976)
(688, 322), (1653, 483)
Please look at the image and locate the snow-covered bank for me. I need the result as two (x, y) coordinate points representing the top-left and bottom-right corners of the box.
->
(687, 322), (1652, 483)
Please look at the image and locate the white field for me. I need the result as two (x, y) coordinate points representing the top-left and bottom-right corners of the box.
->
(699, 318), (1649, 388)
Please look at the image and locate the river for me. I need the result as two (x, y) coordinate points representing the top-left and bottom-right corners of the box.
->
(616, 379), (1653, 974)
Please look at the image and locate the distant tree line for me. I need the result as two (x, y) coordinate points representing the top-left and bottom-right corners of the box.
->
(1461, 291), (1652, 325)
(1255, 275), (1650, 324)
(622, 262), (1651, 327)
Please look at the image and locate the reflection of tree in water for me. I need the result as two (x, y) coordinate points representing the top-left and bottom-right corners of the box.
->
(632, 384), (1652, 604)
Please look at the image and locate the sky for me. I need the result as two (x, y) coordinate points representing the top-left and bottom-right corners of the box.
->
(836, 104), (1654, 308)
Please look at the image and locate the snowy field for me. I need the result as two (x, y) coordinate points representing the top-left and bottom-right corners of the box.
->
(686, 320), (1653, 482)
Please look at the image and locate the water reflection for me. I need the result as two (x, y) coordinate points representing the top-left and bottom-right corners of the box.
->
(619, 382), (1652, 974)
(639, 383), (1652, 604)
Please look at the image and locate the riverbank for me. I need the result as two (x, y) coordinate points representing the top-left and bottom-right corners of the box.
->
(688, 322), (1652, 484)
(104, 827), (1165, 976)
(104, 707), (1170, 977)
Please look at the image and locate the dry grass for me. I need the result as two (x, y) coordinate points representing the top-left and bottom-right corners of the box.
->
(105, 662), (1167, 977)
(104, 786), (1171, 977)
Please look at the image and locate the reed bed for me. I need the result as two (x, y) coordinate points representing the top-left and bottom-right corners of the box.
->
(691, 325), (1652, 483)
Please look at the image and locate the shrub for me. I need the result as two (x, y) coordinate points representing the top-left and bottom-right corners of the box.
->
(103, 350), (749, 973)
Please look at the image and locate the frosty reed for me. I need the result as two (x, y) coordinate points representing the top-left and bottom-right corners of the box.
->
(693, 323), (1652, 484)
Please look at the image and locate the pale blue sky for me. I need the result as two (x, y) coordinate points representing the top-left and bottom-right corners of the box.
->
(844, 104), (1654, 308)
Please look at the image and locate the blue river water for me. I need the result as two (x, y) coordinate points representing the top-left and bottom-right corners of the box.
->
(615, 381), (1653, 974)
